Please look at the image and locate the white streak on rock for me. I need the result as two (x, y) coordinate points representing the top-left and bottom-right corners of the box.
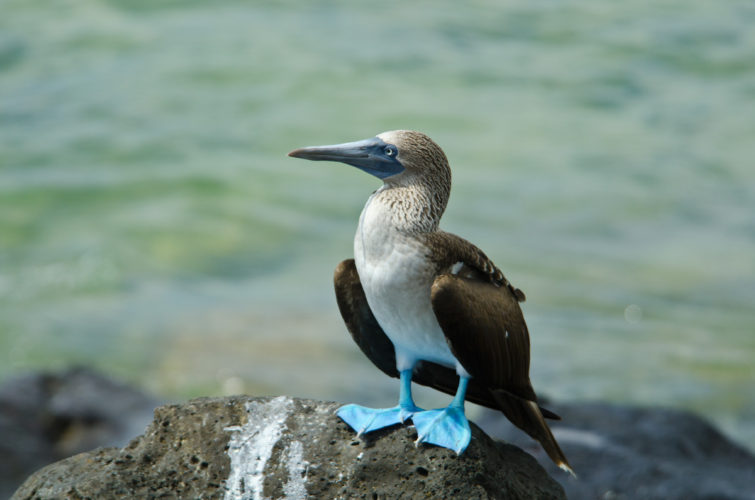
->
(224, 396), (293, 500)
(282, 440), (308, 499)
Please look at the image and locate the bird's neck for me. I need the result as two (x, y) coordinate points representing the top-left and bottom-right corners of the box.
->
(367, 182), (446, 234)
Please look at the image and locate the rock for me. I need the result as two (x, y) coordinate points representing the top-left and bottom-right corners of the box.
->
(12, 396), (566, 499)
(478, 402), (755, 500)
(0, 367), (158, 500)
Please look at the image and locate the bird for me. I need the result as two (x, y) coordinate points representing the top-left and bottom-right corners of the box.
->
(288, 130), (573, 474)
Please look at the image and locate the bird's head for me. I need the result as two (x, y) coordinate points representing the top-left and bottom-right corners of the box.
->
(288, 130), (451, 194)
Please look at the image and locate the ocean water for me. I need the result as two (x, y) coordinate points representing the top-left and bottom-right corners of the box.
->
(1, 0), (754, 450)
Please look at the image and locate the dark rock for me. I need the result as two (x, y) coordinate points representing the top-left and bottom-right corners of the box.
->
(478, 401), (755, 500)
(0, 367), (158, 499)
(12, 396), (566, 499)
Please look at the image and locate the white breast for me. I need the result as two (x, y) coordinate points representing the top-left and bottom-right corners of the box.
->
(354, 191), (463, 374)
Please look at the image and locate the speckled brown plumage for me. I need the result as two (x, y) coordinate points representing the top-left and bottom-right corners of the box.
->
(422, 231), (526, 301)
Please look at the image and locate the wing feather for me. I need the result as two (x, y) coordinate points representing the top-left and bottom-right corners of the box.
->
(430, 274), (534, 399)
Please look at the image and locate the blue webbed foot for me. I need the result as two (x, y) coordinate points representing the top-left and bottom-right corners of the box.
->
(337, 403), (423, 436)
(412, 406), (472, 455)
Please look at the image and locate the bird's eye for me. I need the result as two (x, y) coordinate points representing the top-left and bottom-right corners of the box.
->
(385, 146), (396, 157)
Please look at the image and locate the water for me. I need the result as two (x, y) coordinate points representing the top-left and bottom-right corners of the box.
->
(1, 0), (754, 450)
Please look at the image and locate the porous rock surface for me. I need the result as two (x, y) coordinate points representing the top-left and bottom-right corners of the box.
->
(13, 396), (566, 499)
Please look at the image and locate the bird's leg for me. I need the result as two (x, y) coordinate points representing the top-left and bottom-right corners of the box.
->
(396, 368), (423, 420)
(337, 369), (423, 436)
(412, 376), (472, 455)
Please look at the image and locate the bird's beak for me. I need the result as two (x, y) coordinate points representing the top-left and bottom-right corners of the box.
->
(288, 137), (404, 180)
(288, 138), (375, 163)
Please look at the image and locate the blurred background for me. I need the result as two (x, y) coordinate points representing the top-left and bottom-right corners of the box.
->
(1, 0), (753, 453)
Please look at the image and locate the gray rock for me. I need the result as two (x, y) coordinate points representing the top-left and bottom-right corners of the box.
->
(12, 396), (566, 500)
(0, 367), (158, 499)
(478, 402), (755, 500)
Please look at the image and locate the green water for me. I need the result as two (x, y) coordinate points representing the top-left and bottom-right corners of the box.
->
(1, 0), (754, 449)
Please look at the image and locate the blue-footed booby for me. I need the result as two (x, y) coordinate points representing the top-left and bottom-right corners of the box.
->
(288, 130), (573, 474)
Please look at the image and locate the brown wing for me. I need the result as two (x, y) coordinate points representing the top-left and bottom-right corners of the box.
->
(430, 273), (533, 397)
(431, 273), (573, 474)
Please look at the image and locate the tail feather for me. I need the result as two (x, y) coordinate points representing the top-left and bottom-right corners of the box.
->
(491, 389), (575, 476)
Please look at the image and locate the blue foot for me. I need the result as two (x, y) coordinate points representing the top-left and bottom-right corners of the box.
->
(412, 406), (472, 455)
(337, 403), (423, 436)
